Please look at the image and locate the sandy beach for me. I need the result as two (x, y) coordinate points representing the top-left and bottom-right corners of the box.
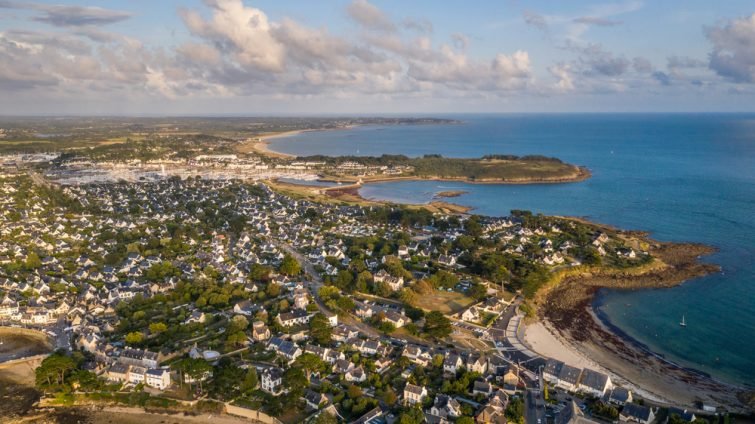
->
(87, 406), (256, 424)
(533, 241), (752, 412)
(523, 319), (701, 406)
(238, 130), (299, 159)
(524, 321), (602, 371)
(240, 125), (358, 159)
(1, 406), (261, 424)
(0, 327), (53, 362)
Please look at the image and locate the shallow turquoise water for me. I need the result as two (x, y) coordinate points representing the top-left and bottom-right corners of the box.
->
(271, 114), (755, 385)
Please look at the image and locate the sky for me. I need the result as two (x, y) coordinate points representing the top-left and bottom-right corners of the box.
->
(1, 0), (754, 115)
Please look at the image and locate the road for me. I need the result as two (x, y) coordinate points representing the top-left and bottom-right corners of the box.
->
(525, 389), (546, 424)
(487, 298), (545, 383)
(274, 240), (382, 339)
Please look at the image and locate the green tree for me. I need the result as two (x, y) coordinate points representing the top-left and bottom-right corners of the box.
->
(250, 263), (272, 281)
(505, 397), (525, 424)
(242, 367), (258, 392)
(149, 322), (167, 334)
(309, 313), (333, 345)
(279, 254), (301, 276)
(293, 353), (327, 382)
(423, 311), (452, 339)
(382, 388), (397, 406)
(314, 412), (338, 424)
(208, 358), (246, 400)
(335, 296), (355, 311)
(318, 286), (340, 301)
(283, 367), (307, 397)
(399, 406), (425, 424)
(229, 315), (249, 332)
(468, 282), (487, 301)
(347, 384), (363, 399)
(334, 270), (354, 290)
(25, 252), (42, 270)
(35, 351), (76, 391)
(266, 283), (281, 298)
(125, 331), (144, 345)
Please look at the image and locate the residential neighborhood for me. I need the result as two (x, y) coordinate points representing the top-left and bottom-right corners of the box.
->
(0, 164), (723, 424)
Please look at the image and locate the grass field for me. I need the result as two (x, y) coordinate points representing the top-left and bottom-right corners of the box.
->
(413, 290), (475, 314)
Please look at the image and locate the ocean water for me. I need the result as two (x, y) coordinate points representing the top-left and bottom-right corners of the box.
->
(270, 114), (755, 386)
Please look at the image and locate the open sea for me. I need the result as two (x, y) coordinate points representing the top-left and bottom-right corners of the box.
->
(269, 114), (755, 386)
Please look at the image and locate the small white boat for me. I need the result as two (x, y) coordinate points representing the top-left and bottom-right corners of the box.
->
(679, 315), (687, 327)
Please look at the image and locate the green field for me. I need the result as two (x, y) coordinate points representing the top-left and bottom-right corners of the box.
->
(413, 290), (476, 314)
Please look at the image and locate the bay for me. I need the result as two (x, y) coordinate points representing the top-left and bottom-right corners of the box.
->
(270, 114), (755, 385)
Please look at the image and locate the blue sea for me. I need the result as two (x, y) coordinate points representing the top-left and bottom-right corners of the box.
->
(269, 114), (755, 386)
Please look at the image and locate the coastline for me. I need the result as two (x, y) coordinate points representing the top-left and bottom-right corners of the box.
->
(245, 126), (592, 186)
(256, 127), (751, 410)
(531, 240), (752, 412)
(317, 165), (592, 185)
(240, 130), (301, 159)
(270, 178), (475, 214)
(241, 125), (357, 159)
(269, 174), (752, 411)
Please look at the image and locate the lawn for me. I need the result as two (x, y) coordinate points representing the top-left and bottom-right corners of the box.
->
(413, 290), (475, 314)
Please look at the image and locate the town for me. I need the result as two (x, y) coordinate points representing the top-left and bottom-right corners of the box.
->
(0, 156), (722, 424)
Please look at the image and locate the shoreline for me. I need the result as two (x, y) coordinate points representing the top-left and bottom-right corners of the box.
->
(317, 165), (592, 185)
(533, 240), (752, 412)
(242, 130), (301, 159)
(0, 327), (54, 363)
(245, 126), (592, 186)
(318, 181), (474, 214)
(273, 173), (754, 411)
(242, 125), (357, 159)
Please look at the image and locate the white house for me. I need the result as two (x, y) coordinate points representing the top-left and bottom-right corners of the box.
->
(145, 368), (171, 390)
(403, 383), (427, 406)
(261, 367), (284, 395)
(578, 368), (612, 397)
(443, 353), (463, 374)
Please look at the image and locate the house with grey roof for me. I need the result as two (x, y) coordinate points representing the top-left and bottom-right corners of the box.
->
(578, 368), (612, 397)
(620, 404), (656, 424)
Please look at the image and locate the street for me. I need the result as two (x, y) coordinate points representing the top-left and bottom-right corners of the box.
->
(525, 389), (546, 424)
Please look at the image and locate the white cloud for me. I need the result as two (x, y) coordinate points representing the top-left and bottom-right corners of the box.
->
(179, 0), (285, 73)
(549, 64), (575, 92)
(346, 0), (395, 32)
(0, 0), (732, 111)
(706, 13), (755, 83)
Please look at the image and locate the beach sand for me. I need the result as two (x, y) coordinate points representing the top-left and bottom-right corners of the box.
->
(2, 406), (260, 424)
(86, 406), (256, 424)
(536, 241), (751, 412)
(523, 317), (708, 407)
(524, 321), (601, 371)
(236, 130), (303, 159)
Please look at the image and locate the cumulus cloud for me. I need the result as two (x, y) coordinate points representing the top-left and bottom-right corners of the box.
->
(549, 64), (575, 92)
(172, 0), (533, 96)
(1, 0), (713, 106)
(705, 13), (755, 83)
(347, 0), (395, 32)
(0, 1), (132, 27)
(179, 0), (285, 73)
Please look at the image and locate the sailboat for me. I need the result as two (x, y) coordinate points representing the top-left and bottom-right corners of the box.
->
(679, 315), (687, 327)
